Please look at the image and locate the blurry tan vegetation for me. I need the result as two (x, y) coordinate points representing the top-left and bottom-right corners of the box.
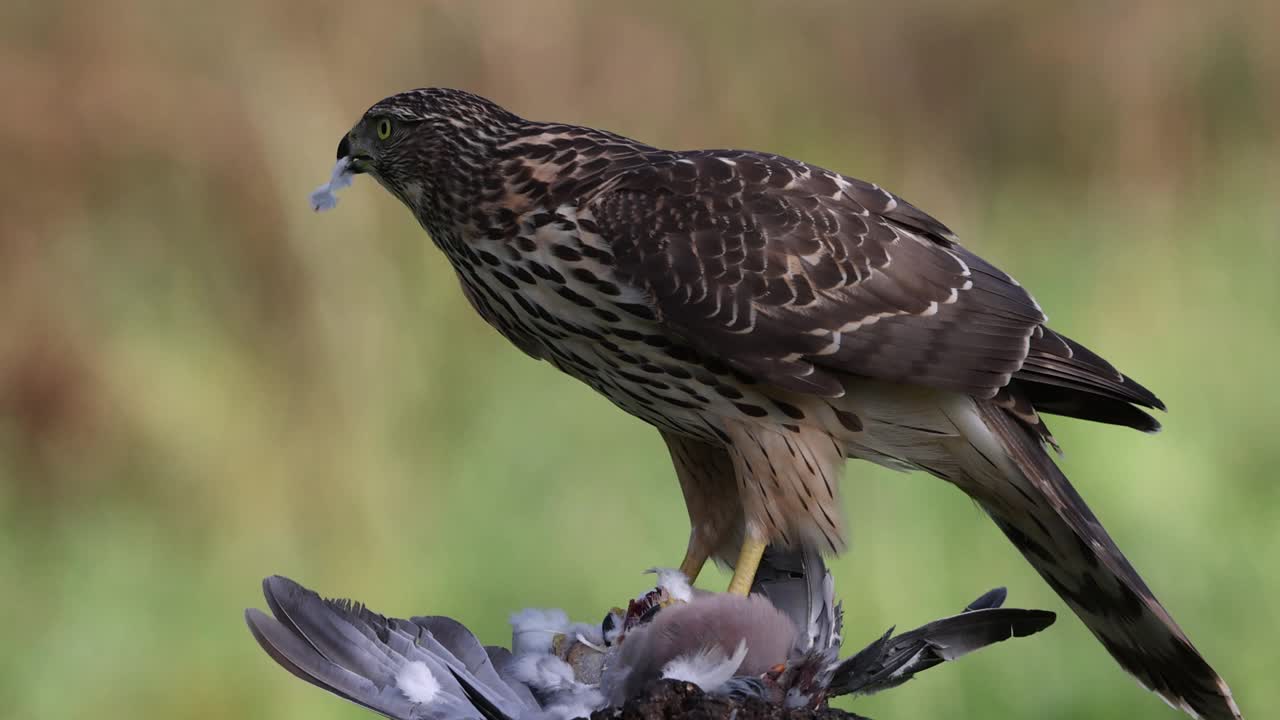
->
(0, 1), (1277, 719)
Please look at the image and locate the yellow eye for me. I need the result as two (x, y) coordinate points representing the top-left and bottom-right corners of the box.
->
(376, 118), (393, 140)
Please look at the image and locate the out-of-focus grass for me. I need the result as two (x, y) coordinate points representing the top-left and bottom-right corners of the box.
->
(1, 2), (1277, 719)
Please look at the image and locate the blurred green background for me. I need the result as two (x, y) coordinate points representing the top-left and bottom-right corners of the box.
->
(1, 1), (1276, 718)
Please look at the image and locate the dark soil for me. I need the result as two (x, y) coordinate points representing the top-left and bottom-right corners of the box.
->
(594, 679), (867, 720)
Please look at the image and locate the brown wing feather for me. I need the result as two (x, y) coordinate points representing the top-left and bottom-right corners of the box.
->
(588, 151), (1042, 398)
(585, 149), (1162, 430)
(1024, 327), (1165, 409)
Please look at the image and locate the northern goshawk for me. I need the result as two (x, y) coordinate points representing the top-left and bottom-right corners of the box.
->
(328, 88), (1239, 719)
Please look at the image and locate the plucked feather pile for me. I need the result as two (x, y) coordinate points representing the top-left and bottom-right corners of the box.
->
(246, 551), (1054, 719)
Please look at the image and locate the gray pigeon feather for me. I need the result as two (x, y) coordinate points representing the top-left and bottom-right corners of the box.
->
(246, 576), (533, 720)
(828, 588), (1055, 697)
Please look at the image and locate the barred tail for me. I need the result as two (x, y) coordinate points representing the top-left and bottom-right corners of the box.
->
(963, 401), (1241, 720)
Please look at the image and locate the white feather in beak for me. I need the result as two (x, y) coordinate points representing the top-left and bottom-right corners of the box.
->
(310, 156), (355, 211)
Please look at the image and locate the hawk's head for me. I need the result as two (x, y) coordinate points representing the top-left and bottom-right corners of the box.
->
(336, 88), (519, 221)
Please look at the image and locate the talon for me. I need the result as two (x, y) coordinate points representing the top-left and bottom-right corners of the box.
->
(679, 543), (709, 584)
(727, 536), (768, 595)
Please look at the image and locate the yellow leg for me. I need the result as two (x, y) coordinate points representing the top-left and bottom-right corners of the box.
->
(679, 543), (709, 584)
(726, 536), (768, 596)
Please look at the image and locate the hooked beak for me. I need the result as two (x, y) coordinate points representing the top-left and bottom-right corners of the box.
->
(336, 134), (371, 174)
